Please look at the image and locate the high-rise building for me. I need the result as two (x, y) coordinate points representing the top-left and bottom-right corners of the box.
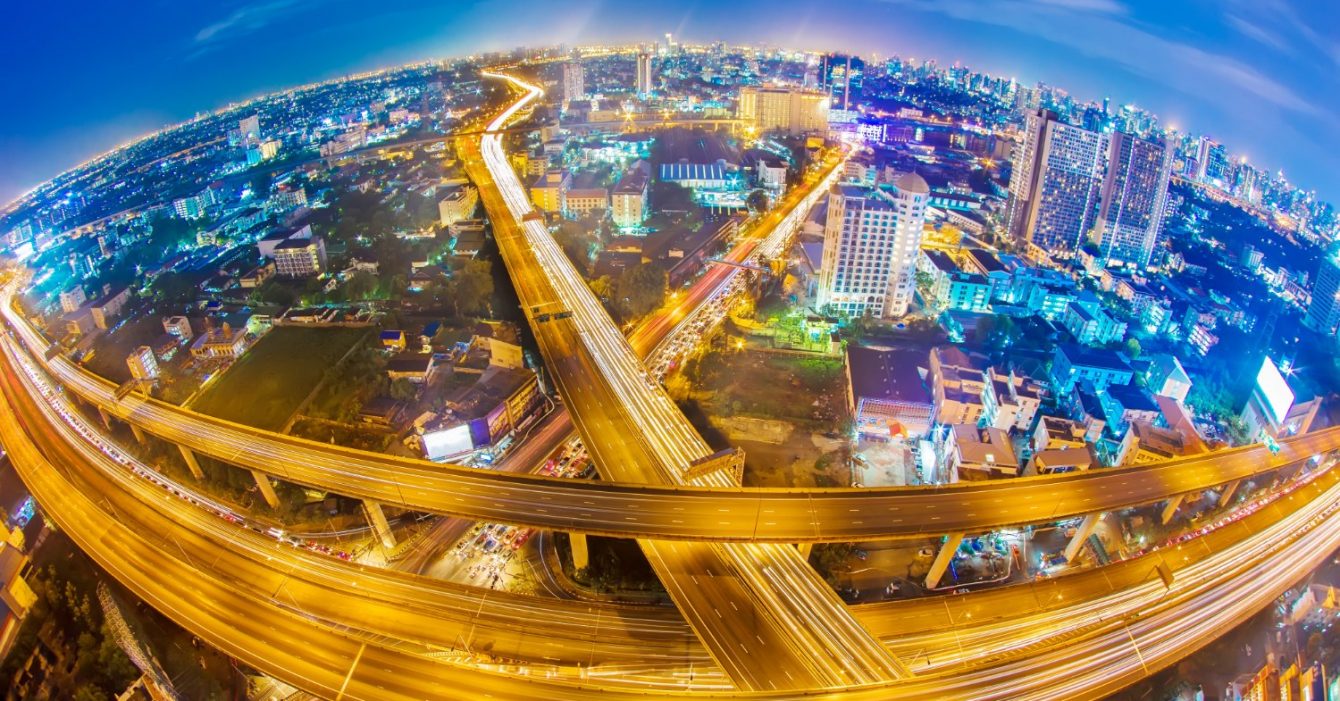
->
(239, 114), (261, 145)
(562, 61), (585, 103)
(1093, 133), (1173, 267)
(636, 53), (653, 96)
(126, 346), (159, 381)
(1305, 254), (1340, 335)
(737, 86), (829, 135)
(273, 236), (327, 277)
(1006, 109), (1106, 258)
(817, 174), (929, 318)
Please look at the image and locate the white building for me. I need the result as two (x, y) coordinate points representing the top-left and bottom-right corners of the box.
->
(437, 184), (479, 226)
(126, 346), (159, 381)
(611, 161), (650, 228)
(563, 61), (585, 103)
(817, 174), (929, 318)
(59, 286), (86, 313)
(162, 315), (193, 340)
(273, 236), (327, 278)
(636, 53), (653, 96)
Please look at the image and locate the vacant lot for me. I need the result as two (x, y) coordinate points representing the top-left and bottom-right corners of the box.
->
(191, 326), (368, 431)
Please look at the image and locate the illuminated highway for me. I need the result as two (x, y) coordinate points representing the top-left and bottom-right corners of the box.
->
(7, 335), (1340, 699)
(4, 276), (1337, 544)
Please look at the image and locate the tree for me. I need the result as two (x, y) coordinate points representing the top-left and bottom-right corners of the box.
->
(390, 378), (418, 401)
(554, 221), (594, 275)
(746, 189), (770, 213)
(616, 262), (667, 319)
(150, 271), (196, 304)
(448, 259), (494, 317)
(1124, 337), (1143, 359)
(650, 181), (695, 212)
(588, 275), (614, 300)
(345, 270), (378, 301)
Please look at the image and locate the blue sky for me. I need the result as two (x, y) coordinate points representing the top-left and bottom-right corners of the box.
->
(1, 0), (1337, 206)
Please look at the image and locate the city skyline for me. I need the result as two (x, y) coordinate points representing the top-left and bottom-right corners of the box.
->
(2, 0), (1338, 206)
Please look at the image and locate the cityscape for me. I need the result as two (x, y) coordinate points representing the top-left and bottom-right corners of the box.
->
(1, 4), (1340, 701)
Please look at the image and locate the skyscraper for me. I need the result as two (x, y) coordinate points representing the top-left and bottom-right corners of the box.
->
(1094, 133), (1173, 267)
(562, 61), (585, 103)
(1006, 109), (1106, 259)
(817, 174), (929, 318)
(1306, 254), (1340, 336)
(636, 53), (653, 96)
(239, 114), (261, 146)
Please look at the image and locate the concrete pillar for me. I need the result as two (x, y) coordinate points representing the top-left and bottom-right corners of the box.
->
(1062, 513), (1102, 564)
(797, 543), (813, 559)
(1160, 494), (1185, 525)
(924, 533), (964, 590)
(129, 423), (146, 445)
(570, 533), (590, 571)
(252, 470), (280, 510)
(97, 407), (112, 430)
(363, 501), (397, 549)
(1218, 479), (1241, 507)
(177, 445), (204, 481)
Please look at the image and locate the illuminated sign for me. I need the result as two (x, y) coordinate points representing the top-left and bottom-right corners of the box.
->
(1254, 357), (1295, 426)
(422, 424), (473, 461)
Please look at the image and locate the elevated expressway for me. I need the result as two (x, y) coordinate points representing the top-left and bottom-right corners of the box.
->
(3, 284), (1337, 543)
(6, 330), (1340, 699)
(2, 71), (1339, 696)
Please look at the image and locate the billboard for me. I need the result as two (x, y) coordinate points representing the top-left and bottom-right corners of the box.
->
(1255, 357), (1295, 426)
(422, 424), (474, 461)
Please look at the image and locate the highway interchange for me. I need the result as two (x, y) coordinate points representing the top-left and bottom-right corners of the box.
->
(0, 67), (1337, 699)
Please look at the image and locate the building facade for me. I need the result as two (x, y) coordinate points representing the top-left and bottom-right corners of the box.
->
(1094, 133), (1173, 267)
(273, 236), (327, 277)
(817, 175), (929, 318)
(737, 86), (829, 135)
(1007, 110), (1107, 259)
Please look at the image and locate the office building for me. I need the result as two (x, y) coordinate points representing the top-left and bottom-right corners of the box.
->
(273, 236), (327, 277)
(126, 346), (159, 381)
(562, 61), (585, 102)
(1306, 254), (1340, 335)
(636, 53), (653, 96)
(1007, 109), (1106, 258)
(817, 174), (929, 319)
(239, 114), (261, 145)
(437, 184), (479, 226)
(1094, 133), (1173, 267)
(737, 86), (829, 135)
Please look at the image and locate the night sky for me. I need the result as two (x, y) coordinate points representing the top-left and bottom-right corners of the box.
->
(2, 0), (1337, 205)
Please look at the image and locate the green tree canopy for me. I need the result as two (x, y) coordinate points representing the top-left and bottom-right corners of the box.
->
(616, 262), (667, 319)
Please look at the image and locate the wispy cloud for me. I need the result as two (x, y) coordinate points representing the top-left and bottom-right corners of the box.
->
(879, 0), (1320, 117)
(191, 0), (311, 56)
(1222, 0), (1340, 70)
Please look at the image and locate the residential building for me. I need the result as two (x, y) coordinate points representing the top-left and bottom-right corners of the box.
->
(58, 286), (85, 313)
(564, 187), (608, 218)
(386, 354), (439, 384)
(530, 169), (570, 213)
(945, 424), (1019, 481)
(126, 345), (159, 380)
(1029, 446), (1095, 475)
(936, 271), (992, 312)
(273, 236), (327, 277)
(817, 175), (929, 319)
(437, 184), (479, 226)
(162, 316), (193, 340)
(982, 367), (1045, 433)
(737, 86), (829, 135)
(929, 347), (987, 426)
(1061, 300), (1127, 346)
(1050, 344), (1134, 393)
(1006, 109), (1107, 259)
(611, 161), (650, 228)
(1145, 354), (1192, 404)
(1032, 415), (1090, 454)
(89, 285), (131, 330)
(1306, 254), (1340, 335)
(1093, 132), (1173, 267)
(380, 330), (408, 351)
(239, 114), (261, 144)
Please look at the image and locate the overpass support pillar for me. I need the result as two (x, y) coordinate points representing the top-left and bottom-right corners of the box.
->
(129, 423), (146, 445)
(363, 501), (397, 549)
(1219, 479), (1241, 506)
(252, 470), (281, 509)
(797, 543), (813, 559)
(570, 533), (590, 571)
(97, 407), (112, 430)
(1160, 494), (1185, 525)
(924, 533), (964, 590)
(177, 445), (204, 481)
(1062, 513), (1102, 564)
